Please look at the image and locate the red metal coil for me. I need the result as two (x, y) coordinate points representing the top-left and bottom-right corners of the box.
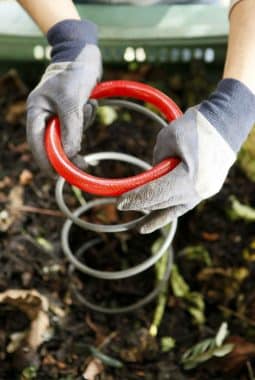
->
(45, 80), (182, 196)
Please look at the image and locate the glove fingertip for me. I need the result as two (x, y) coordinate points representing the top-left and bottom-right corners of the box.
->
(117, 198), (131, 211)
(117, 194), (149, 211)
(59, 111), (84, 158)
(138, 208), (178, 235)
(117, 187), (156, 211)
(62, 143), (80, 159)
(61, 124), (83, 158)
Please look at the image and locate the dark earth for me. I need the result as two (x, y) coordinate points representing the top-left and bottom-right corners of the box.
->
(0, 61), (255, 380)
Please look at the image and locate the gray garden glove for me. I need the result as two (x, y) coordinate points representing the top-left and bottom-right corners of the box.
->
(26, 19), (102, 174)
(118, 79), (255, 233)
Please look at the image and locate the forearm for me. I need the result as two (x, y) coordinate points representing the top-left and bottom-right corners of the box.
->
(224, 0), (255, 94)
(17, 0), (80, 34)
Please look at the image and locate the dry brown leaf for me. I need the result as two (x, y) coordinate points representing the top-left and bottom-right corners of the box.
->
(0, 289), (50, 350)
(0, 185), (24, 232)
(85, 314), (107, 346)
(96, 204), (118, 223)
(42, 353), (67, 369)
(42, 354), (57, 366)
(7, 332), (27, 354)
(201, 231), (220, 241)
(8, 142), (29, 154)
(83, 358), (104, 380)
(6, 331), (26, 354)
(198, 267), (249, 282)
(0, 192), (7, 202)
(119, 328), (158, 363)
(0, 69), (28, 98)
(198, 267), (249, 303)
(220, 336), (255, 373)
(9, 185), (24, 212)
(5, 100), (26, 123)
(0, 176), (12, 190)
(19, 170), (33, 186)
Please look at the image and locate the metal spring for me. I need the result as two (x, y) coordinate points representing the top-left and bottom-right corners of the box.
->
(55, 99), (177, 313)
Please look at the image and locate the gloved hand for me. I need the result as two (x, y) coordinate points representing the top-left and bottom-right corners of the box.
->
(118, 79), (255, 233)
(26, 19), (102, 174)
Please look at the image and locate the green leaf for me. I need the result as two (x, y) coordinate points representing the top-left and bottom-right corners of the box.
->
(36, 237), (53, 252)
(170, 266), (205, 325)
(181, 323), (234, 370)
(213, 344), (234, 357)
(182, 338), (213, 361)
(238, 125), (255, 182)
(97, 106), (117, 126)
(180, 245), (212, 266)
(151, 236), (168, 281)
(186, 292), (205, 325)
(188, 306), (205, 325)
(21, 366), (37, 380)
(150, 234), (170, 336)
(215, 322), (229, 347)
(89, 346), (123, 368)
(71, 186), (86, 206)
(227, 196), (255, 222)
(170, 265), (190, 298)
(161, 337), (176, 352)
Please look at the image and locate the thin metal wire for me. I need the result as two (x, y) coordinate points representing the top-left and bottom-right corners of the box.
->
(99, 99), (168, 129)
(69, 245), (174, 314)
(56, 152), (151, 234)
(60, 195), (177, 280)
(56, 99), (176, 313)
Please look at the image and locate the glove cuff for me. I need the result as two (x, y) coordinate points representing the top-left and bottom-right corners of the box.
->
(199, 78), (255, 153)
(47, 19), (98, 63)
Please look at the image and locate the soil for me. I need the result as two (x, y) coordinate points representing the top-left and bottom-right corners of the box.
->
(0, 62), (255, 380)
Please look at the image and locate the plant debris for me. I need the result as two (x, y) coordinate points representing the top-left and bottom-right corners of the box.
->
(170, 265), (205, 325)
(0, 289), (50, 351)
(1, 64), (255, 379)
(181, 323), (234, 370)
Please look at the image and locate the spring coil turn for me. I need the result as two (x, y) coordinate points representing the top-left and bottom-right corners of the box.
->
(55, 99), (177, 314)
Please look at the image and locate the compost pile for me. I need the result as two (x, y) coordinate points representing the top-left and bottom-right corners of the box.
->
(0, 63), (255, 380)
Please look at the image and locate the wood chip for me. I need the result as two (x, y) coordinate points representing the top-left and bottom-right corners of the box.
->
(0, 289), (50, 350)
(83, 358), (104, 380)
(19, 169), (33, 186)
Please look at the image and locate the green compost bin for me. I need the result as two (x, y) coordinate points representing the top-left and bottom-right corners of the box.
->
(0, 0), (229, 67)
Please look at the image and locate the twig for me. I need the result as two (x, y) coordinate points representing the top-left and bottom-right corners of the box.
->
(83, 332), (121, 372)
(14, 235), (57, 260)
(149, 248), (169, 337)
(247, 361), (255, 380)
(12, 205), (64, 218)
(219, 305), (255, 327)
(89, 346), (123, 368)
(98, 332), (118, 350)
(149, 285), (168, 337)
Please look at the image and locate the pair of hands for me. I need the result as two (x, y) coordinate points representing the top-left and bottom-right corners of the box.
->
(27, 19), (255, 234)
